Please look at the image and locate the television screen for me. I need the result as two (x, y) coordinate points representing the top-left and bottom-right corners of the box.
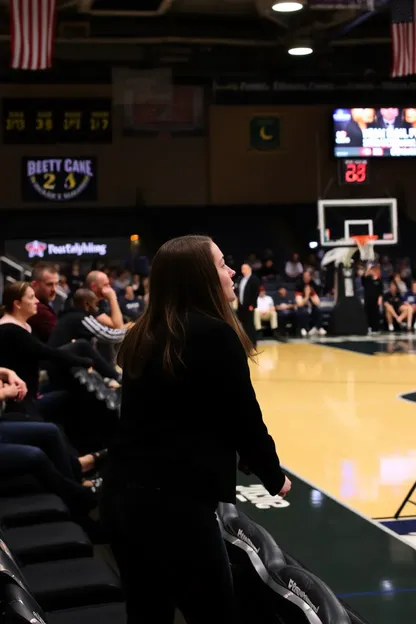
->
(333, 108), (416, 158)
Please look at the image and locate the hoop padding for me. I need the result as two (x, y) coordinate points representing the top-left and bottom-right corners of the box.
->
(321, 246), (357, 268)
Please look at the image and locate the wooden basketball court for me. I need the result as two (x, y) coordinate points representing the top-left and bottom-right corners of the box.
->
(250, 336), (416, 520)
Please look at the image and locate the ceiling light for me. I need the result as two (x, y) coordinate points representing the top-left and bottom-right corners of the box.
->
(272, 1), (303, 12)
(288, 46), (313, 56)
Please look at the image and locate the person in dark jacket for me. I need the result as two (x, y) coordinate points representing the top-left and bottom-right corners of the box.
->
(362, 264), (383, 333)
(236, 263), (260, 347)
(49, 289), (126, 349)
(100, 234), (290, 624)
(118, 285), (145, 321)
(48, 289), (125, 382)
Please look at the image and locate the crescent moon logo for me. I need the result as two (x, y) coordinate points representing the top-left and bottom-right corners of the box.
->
(259, 126), (273, 140)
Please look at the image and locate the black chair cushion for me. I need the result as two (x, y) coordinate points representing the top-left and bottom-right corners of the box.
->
(0, 494), (69, 528)
(0, 475), (44, 497)
(47, 603), (127, 624)
(218, 503), (286, 576)
(23, 557), (123, 611)
(3, 522), (93, 565)
(279, 565), (351, 624)
(1, 568), (126, 624)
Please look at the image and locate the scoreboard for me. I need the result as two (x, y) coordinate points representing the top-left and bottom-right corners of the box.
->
(2, 98), (112, 144)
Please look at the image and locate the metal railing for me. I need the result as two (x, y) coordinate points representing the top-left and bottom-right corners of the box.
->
(0, 255), (68, 301)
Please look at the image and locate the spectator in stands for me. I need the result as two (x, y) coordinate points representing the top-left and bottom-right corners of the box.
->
(259, 258), (278, 281)
(118, 285), (144, 321)
(305, 253), (322, 289)
(67, 261), (84, 292)
(85, 271), (124, 330)
(236, 263), (260, 347)
(49, 289), (125, 348)
(0, 282), (92, 417)
(246, 253), (262, 273)
(295, 270), (326, 337)
(0, 377), (104, 512)
(275, 286), (296, 335)
(392, 272), (408, 296)
(131, 273), (145, 298)
(28, 263), (59, 342)
(362, 264), (383, 333)
(114, 270), (131, 294)
(404, 281), (416, 330)
(285, 252), (303, 283)
(380, 255), (393, 283)
(383, 280), (412, 332)
(254, 286), (278, 337)
(59, 274), (71, 296)
(101, 234), (290, 623)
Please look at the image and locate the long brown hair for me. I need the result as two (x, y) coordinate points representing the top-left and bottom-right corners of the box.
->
(0, 282), (32, 315)
(118, 235), (254, 377)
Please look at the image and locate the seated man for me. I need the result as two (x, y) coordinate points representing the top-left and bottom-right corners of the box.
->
(28, 263), (60, 343)
(274, 287), (296, 335)
(384, 280), (412, 332)
(254, 287), (278, 337)
(118, 285), (145, 322)
(49, 289), (126, 348)
(295, 270), (326, 337)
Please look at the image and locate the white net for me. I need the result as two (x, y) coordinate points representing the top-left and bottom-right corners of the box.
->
(354, 238), (376, 262)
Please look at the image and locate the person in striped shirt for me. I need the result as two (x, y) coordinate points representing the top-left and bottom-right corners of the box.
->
(48, 289), (126, 349)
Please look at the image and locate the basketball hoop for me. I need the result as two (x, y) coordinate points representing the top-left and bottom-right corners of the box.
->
(351, 234), (378, 262)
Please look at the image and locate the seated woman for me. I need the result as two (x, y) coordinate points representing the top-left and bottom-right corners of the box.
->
(295, 270), (327, 337)
(383, 280), (412, 332)
(0, 282), (93, 417)
(0, 377), (105, 512)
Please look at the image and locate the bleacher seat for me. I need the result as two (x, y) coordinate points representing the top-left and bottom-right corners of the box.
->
(0, 475), (44, 497)
(2, 578), (127, 624)
(0, 493), (69, 529)
(0, 539), (123, 611)
(217, 503), (368, 624)
(1, 522), (93, 565)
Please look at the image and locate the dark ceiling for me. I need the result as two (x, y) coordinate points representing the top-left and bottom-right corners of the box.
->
(0, 0), (400, 82)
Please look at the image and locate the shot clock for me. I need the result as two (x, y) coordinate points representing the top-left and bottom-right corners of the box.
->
(338, 159), (369, 186)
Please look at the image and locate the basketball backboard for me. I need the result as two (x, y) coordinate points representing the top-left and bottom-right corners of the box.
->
(317, 198), (398, 247)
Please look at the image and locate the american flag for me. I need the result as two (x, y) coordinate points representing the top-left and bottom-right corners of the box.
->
(391, 0), (416, 77)
(10, 0), (56, 71)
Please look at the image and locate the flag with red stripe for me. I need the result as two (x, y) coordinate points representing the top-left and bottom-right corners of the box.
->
(10, 0), (56, 71)
(391, 0), (416, 78)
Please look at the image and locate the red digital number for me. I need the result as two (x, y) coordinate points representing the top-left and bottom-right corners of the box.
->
(345, 162), (367, 184)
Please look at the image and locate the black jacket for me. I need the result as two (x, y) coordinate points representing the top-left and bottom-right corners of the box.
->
(107, 313), (285, 503)
(237, 275), (260, 310)
(48, 309), (125, 348)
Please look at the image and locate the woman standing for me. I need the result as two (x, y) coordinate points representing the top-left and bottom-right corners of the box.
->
(101, 235), (290, 624)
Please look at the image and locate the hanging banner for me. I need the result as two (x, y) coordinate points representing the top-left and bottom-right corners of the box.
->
(21, 157), (97, 202)
(113, 68), (204, 136)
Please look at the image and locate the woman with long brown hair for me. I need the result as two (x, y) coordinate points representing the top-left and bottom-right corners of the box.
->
(101, 235), (290, 624)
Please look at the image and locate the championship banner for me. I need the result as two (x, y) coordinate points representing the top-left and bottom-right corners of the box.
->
(21, 157), (97, 202)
